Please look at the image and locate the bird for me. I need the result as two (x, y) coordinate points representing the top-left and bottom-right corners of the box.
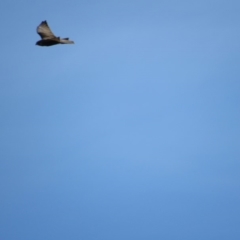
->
(36, 20), (74, 47)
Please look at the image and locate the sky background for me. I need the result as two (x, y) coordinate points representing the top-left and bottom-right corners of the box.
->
(0, 0), (240, 239)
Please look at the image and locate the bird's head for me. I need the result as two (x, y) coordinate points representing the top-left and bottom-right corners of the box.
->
(36, 40), (43, 46)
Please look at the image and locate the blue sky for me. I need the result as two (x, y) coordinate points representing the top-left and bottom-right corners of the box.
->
(0, 0), (240, 239)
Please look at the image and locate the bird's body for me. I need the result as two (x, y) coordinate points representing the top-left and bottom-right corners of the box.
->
(36, 21), (74, 47)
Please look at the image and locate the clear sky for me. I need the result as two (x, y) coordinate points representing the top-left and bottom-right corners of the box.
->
(0, 0), (240, 239)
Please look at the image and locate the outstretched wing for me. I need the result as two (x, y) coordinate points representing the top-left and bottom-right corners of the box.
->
(37, 21), (56, 39)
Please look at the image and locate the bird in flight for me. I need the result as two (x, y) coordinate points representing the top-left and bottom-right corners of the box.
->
(36, 20), (74, 47)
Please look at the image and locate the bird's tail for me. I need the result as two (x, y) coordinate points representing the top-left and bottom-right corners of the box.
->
(60, 38), (74, 44)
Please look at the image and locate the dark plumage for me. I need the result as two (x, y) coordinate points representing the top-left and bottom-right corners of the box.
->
(36, 21), (74, 47)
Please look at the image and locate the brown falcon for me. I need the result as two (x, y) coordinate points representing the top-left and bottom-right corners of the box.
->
(36, 20), (74, 46)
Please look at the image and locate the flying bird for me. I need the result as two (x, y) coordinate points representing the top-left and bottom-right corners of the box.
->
(36, 20), (74, 46)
